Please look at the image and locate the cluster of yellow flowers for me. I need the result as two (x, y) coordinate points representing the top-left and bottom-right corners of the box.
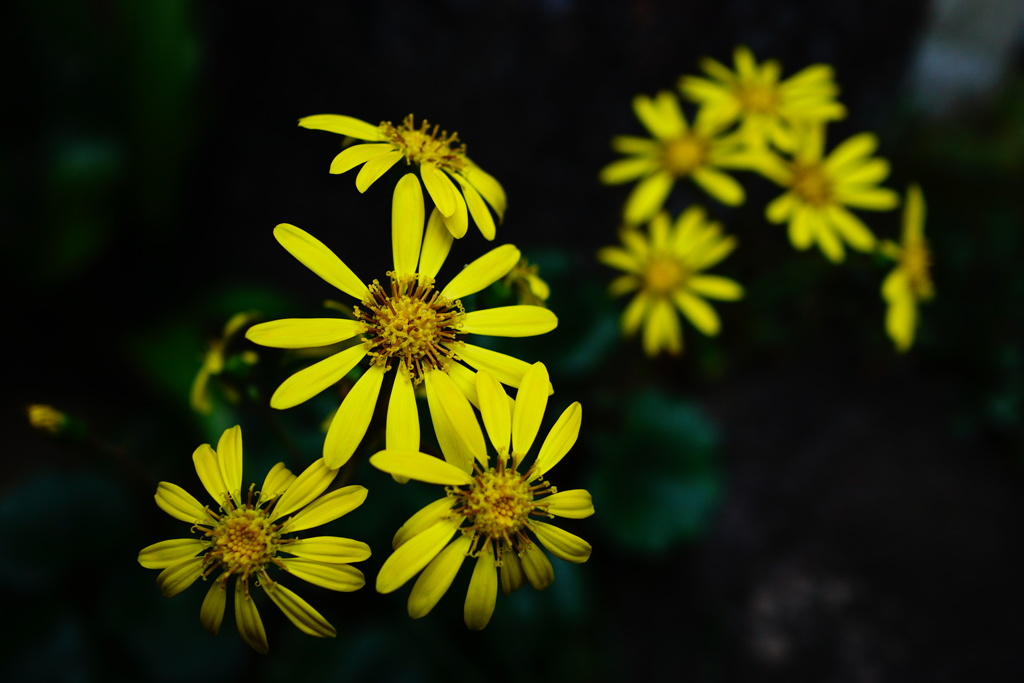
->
(140, 114), (593, 652)
(599, 46), (934, 355)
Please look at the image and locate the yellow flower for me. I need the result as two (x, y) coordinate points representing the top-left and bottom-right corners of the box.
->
(299, 113), (507, 240)
(599, 90), (754, 224)
(758, 123), (899, 263)
(502, 257), (550, 307)
(679, 45), (846, 150)
(245, 216), (558, 469)
(881, 184), (933, 352)
(369, 363), (592, 630)
(598, 207), (744, 356)
(190, 311), (260, 415)
(27, 404), (67, 434)
(138, 425), (370, 654)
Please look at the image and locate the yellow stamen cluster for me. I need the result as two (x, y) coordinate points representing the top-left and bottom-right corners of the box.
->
(356, 273), (465, 383)
(379, 114), (467, 173)
(644, 256), (688, 294)
(737, 84), (779, 113)
(197, 490), (284, 593)
(790, 161), (832, 207)
(664, 135), (709, 176)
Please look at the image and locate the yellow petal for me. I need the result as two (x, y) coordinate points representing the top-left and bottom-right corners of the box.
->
(234, 579), (268, 654)
(387, 362), (419, 455)
(672, 291), (721, 336)
(268, 344), (367, 410)
(323, 363), (386, 468)
(461, 306), (558, 337)
(811, 212), (845, 263)
(596, 246), (642, 275)
(532, 521), (592, 563)
(355, 150), (403, 193)
(462, 161), (507, 218)
(155, 482), (209, 524)
(408, 535), (471, 619)
(886, 295), (917, 353)
(836, 185), (900, 211)
(519, 542), (553, 590)
(258, 462), (296, 505)
(192, 442), (229, 506)
(511, 362), (549, 463)
(837, 157), (890, 186)
(541, 489), (595, 519)
(442, 243), (520, 300)
(825, 204), (876, 252)
(476, 369), (511, 456)
(298, 114), (383, 141)
(138, 538), (205, 569)
(420, 208), (453, 282)
(329, 143), (394, 174)
(455, 343), (532, 389)
(279, 558), (366, 592)
(692, 167), (744, 206)
(283, 536), (372, 564)
(464, 545), (498, 630)
(272, 458), (338, 521)
(611, 135), (660, 154)
(457, 176), (496, 240)
(644, 298), (682, 355)
(273, 223), (368, 300)
(825, 132), (878, 173)
(216, 425), (243, 507)
(279, 485), (368, 533)
(532, 401), (581, 478)
(262, 581), (336, 638)
(789, 205), (814, 250)
(633, 92), (684, 140)
(200, 580), (226, 636)
(624, 171), (673, 225)
(421, 163), (458, 217)
(499, 546), (525, 595)
(376, 517), (462, 594)
(392, 173), (425, 276)
(245, 318), (364, 349)
(392, 496), (456, 549)
(156, 556), (204, 598)
(687, 275), (744, 301)
(599, 157), (658, 185)
(441, 188), (469, 238)
(424, 368), (485, 471)
(369, 450), (475, 486)
(621, 291), (650, 336)
(903, 183), (926, 242)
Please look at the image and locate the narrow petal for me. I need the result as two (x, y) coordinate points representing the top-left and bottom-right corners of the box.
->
(476, 368), (512, 455)
(687, 275), (744, 301)
(599, 157), (658, 185)
(611, 135), (660, 154)
(499, 547), (525, 595)
(825, 205), (877, 252)
(156, 556), (204, 598)
(392, 173), (425, 276)
(519, 542), (554, 590)
(633, 92), (684, 140)
(192, 443), (229, 506)
(234, 579), (269, 654)
(458, 177), (496, 240)
(424, 368), (486, 470)
(461, 306), (558, 337)
(284, 537), (372, 564)
(262, 581), (336, 638)
(298, 114), (383, 141)
(200, 580), (227, 636)
(511, 362), (550, 463)
(541, 489), (595, 519)
(329, 143), (393, 174)
(461, 162), (507, 218)
(673, 291), (722, 336)
(369, 450), (475, 485)
(355, 150), (403, 193)
(812, 213), (845, 263)
(442, 244), (520, 300)
(532, 401), (582, 478)
(272, 458), (338, 522)
(421, 163), (458, 217)
(245, 318), (364, 349)
(644, 298), (682, 355)
(838, 157), (890, 186)
(835, 186), (900, 211)
(138, 538), (205, 569)
(789, 205), (815, 250)
(280, 558), (366, 592)
(825, 132), (878, 173)
(903, 183), (926, 242)
(216, 425), (243, 507)
(268, 345), (367, 410)
(459, 346), (536, 393)
(464, 545), (498, 630)
(532, 522), (592, 563)
(609, 274), (641, 297)
(596, 246), (642, 275)
(392, 497), (457, 549)
(624, 171), (673, 225)
(420, 208), (454, 281)
(376, 517), (462, 594)
(323, 363), (386, 468)
(279, 485), (368, 533)
(387, 363), (419, 455)
(273, 224), (368, 300)
(155, 482), (210, 525)
(408, 535), (472, 619)
(692, 167), (744, 206)
(441, 189), (469, 238)
(766, 192), (797, 224)
(258, 462), (296, 505)
(886, 296), (917, 352)
(621, 292), (650, 336)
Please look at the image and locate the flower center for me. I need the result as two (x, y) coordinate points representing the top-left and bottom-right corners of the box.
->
(737, 83), (778, 114)
(664, 134), (708, 176)
(790, 161), (833, 207)
(356, 273), (465, 384)
(202, 505), (280, 581)
(450, 463), (556, 553)
(902, 241), (934, 299)
(379, 114), (467, 173)
(645, 255), (687, 294)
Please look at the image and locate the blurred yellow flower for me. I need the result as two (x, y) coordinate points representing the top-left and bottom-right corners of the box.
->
(369, 363), (592, 630)
(138, 425), (370, 654)
(881, 184), (933, 352)
(190, 311), (260, 415)
(757, 123), (899, 263)
(245, 219), (557, 469)
(600, 91), (755, 224)
(27, 404), (67, 434)
(503, 257), (550, 307)
(679, 45), (846, 150)
(299, 113), (506, 240)
(598, 207), (744, 356)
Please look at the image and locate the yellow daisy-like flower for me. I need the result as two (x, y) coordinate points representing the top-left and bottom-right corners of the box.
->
(369, 362), (592, 630)
(599, 90), (756, 224)
(502, 257), (550, 307)
(881, 184), (933, 352)
(190, 311), (260, 415)
(245, 213), (557, 469)
(597, 207), (744, 357)
(758, 123), (900, 263)
(299, 113), (507, 240)
(138, 425), (370, 654)
(679, 45), (846, 151)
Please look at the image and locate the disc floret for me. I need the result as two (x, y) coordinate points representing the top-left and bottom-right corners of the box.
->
(196, 487), (286, 593)
(379, 114), (467, 173)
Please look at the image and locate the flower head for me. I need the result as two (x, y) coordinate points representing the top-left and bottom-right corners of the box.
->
(190, 311), (260, 415)
(138, 426), (370, 654)
(757, 123), (899, 263)
(598, 207), (744, 356)
(299, 113), (507, 240)
(881, 184), (933, 352)
(27, 404), (67, 434)
(369, 363), (592, 630)
(599, 91), (756, 224)
(245, 216), (557, 469)
(679, 45), (846, 150)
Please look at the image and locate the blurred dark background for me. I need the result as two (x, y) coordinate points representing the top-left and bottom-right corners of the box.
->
(4, 1), (1024, 681)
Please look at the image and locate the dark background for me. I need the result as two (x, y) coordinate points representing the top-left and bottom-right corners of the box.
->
(4, 1), (1024, 681)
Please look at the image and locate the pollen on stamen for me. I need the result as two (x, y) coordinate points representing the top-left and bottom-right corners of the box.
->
(378, 114), (467, 173)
